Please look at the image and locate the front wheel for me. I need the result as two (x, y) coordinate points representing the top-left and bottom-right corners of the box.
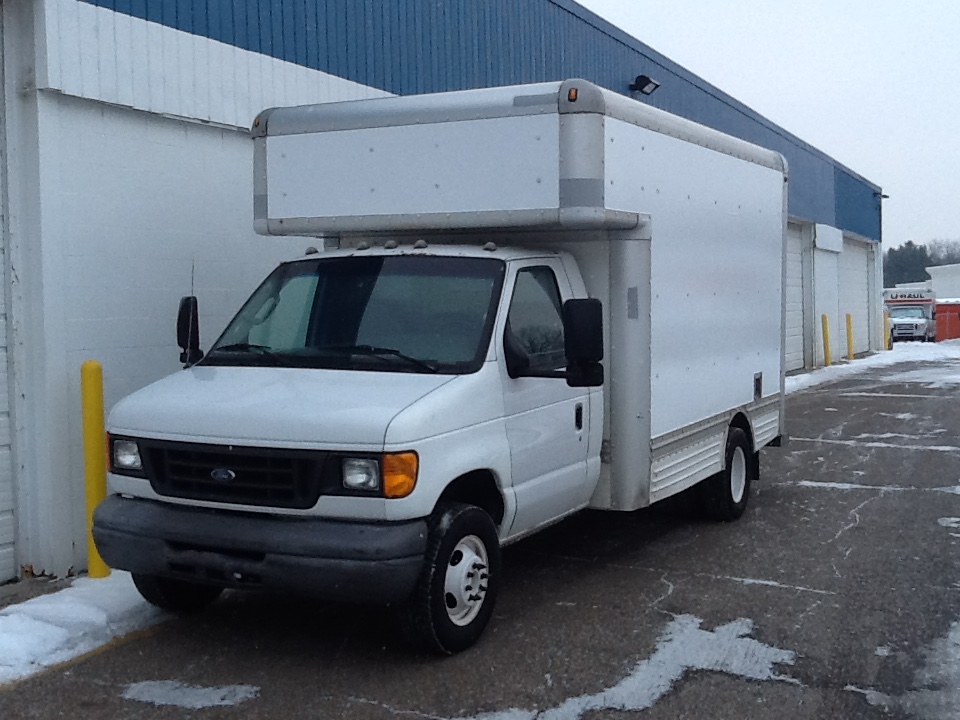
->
(698, 427), (754, 521)
(400, 502), (501, 655)
(132, 574), (223, 613)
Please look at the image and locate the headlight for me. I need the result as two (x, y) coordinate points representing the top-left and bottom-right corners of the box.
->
(112, 439), (143, 471)
(342, 458), (380, 491)
(341, 453), (418, 497)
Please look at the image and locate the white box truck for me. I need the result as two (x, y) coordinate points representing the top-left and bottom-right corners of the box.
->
(883, 288), (936, 343)
(94, 80), (788, 654)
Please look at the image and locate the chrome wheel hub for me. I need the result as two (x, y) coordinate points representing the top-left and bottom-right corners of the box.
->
(443, 535), (489, 627)
(730, 446), (747, 503)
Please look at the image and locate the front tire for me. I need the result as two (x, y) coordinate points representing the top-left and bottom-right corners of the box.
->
(400, 502), (501, 655)
(698, 427), (754, 521)
(132, 574), (223, 613)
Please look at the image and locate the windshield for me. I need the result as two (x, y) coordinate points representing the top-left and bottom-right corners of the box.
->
(204, 255), (505, 374)
(889, 307), (926, 319)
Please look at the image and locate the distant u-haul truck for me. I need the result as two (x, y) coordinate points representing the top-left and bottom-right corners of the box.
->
(94, 80), (788, 654)
(884, 289), (936, 343)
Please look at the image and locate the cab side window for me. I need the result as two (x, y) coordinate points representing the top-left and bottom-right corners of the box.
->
(505, 267), (565, 375)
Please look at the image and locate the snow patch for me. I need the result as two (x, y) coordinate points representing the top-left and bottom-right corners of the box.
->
(845, 684), (892, 709)
(938, 518), (960, 529)
(0, 616), (70, 668)
(792, 437), (960, 453)
(123, 680), (259, 709)
(796, 480), (912, 492)
(471, 711), (537, 720)
(839, 391), (953, 399)
(464, 615), (796, 720)
(785, 340), (960, 395)
(883, 367), (960, 388)
(0, 572), (163, 685)
(724, 577), (834, 595)
(851, 621), (960, 719)
(854, 432), (932, 441)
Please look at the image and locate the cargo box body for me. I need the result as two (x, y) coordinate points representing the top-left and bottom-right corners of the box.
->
(252, 79), (788, 511)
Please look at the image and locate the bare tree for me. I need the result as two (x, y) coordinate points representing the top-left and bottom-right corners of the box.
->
(927, 239), (960, 267)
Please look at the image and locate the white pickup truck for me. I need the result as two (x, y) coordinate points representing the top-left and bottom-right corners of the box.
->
(93, 79), (787, 654)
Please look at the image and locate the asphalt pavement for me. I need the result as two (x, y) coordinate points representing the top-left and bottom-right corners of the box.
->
(3, 357), (960, 719)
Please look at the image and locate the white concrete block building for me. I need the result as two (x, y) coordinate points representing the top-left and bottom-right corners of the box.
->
(925, 264), (960, 299)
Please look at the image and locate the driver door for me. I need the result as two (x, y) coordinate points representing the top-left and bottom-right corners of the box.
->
(501, 260), (592, 537)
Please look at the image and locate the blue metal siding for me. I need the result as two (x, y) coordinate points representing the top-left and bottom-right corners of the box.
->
(77, 0), (880, 241)
(836, 167), (882, 241)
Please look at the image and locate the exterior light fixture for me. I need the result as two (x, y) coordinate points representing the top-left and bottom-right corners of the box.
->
(629, 74), (660, 95)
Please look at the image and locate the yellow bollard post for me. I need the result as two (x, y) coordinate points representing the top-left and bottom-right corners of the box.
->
(821, 314), (832, 367)
(884, 312), (891, 350)
(846, 313), (855, 361)
(81, 360), (110, 578)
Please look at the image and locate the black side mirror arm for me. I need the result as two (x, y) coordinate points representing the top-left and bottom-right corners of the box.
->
(177, 296), (204, 368)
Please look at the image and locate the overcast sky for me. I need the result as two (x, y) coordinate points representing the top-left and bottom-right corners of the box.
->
(576, 0), (960, 249)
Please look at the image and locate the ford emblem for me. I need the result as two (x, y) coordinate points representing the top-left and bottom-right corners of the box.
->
(210, 468), (237, 483)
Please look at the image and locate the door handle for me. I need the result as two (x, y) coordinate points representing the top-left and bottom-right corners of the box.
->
(575, 403), (583, 430)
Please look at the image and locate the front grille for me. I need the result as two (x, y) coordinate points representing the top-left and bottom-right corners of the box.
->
(142, 441), (327, 509)
(893, 324), (920, 336)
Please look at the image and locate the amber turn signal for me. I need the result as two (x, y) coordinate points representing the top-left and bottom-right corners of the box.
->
(383, 452), (418, 498)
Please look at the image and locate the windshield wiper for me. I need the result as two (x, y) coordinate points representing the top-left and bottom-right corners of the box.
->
(317, 344), (439, 373)
(209, 342), (283, 366)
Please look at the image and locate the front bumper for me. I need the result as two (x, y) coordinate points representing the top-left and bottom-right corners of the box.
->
(93, 495), (428, 604)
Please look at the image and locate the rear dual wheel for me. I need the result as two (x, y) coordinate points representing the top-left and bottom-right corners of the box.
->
(698, 427), (754, 521)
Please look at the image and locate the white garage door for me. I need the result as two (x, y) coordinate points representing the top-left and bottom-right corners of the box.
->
(785, 224), (805, 371)
(0, 53), (12, 578)
(839, 238), (872, 355)
(0, 235), (13, 582)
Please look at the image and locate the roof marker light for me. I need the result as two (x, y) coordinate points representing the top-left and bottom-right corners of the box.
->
(568, 87), (578, 103)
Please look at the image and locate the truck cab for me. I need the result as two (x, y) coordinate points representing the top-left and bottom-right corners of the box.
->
(96, 241), (605, 653)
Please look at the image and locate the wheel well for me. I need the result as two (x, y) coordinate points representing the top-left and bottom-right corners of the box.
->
(729, 412), (754, 449)
(729, 412), (759, 477)
(436, 471), (505, 528)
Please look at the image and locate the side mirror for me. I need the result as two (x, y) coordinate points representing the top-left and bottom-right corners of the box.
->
(177, 296), (203, 367)
(563, 299), (604, 388)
